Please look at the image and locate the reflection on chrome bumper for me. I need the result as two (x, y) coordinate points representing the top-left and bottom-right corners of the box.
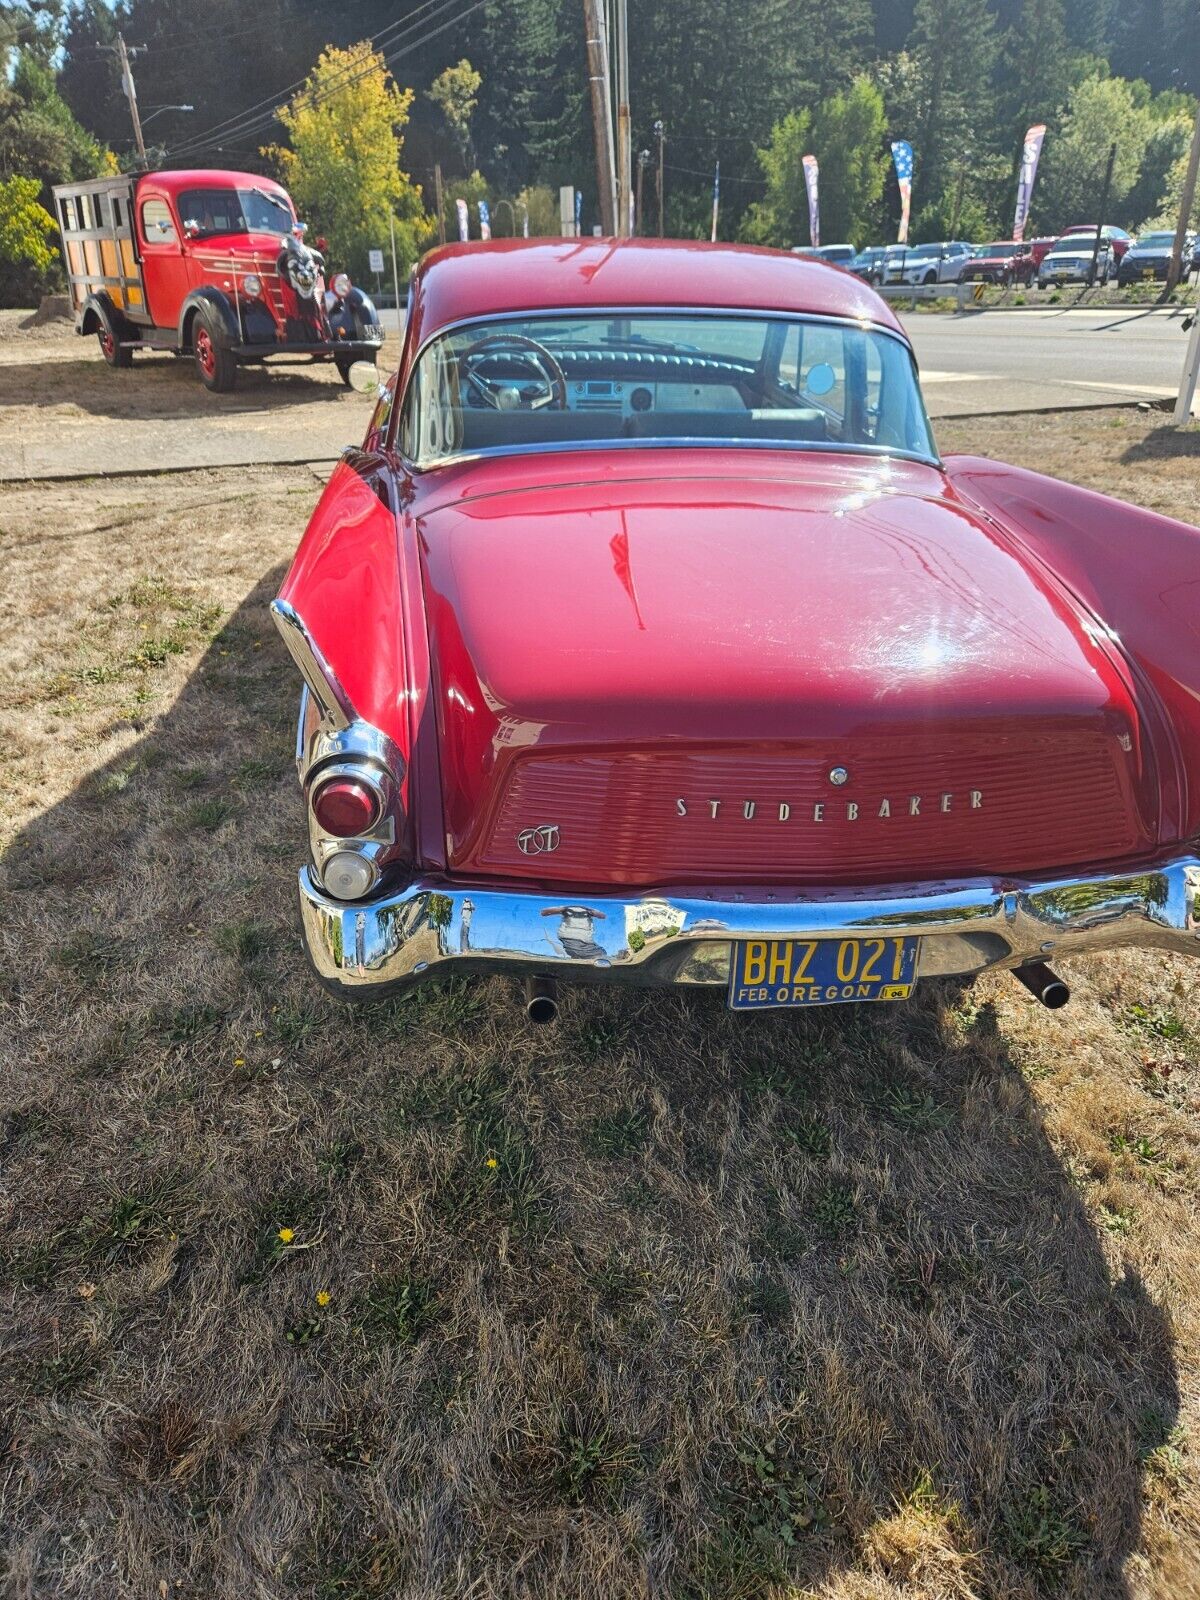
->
(296, 857), (1200, 999)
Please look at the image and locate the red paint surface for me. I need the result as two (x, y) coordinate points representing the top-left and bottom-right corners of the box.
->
(411, 449), (1158, 886)
(134, 171), (296, 330)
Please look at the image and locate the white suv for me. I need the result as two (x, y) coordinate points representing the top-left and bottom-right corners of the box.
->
(884, 241), (973, 286)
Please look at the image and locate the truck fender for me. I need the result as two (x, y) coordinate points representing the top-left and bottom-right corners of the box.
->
(178, 288), (239, 352)
(330, 286), (382, 342)
(78, 292), (129, 342)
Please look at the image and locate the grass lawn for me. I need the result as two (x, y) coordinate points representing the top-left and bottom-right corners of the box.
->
(1, 413), (1198, 1599)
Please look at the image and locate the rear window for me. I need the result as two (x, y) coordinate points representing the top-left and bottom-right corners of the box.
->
(400, 311), (935, 468)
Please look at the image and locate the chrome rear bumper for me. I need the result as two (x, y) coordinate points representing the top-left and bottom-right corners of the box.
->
(296, 856), (1200, 999)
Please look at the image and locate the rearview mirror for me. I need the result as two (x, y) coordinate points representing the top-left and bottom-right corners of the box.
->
(347, 360), (381, 395)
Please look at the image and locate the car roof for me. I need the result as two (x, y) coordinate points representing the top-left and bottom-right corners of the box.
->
(407, 238), (906, 346)
(139, 168), (292, 200)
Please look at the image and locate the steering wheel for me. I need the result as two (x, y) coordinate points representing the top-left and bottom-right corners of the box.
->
(458, 332), (568, 412)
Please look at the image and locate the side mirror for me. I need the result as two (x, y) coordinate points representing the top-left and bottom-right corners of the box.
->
(347, 360), (381, 396)
(803, 362), (836, 398)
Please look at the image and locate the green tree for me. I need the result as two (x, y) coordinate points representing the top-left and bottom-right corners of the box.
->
(1034, 73), (1155, 230)
(265, 42), (431, 281)
(0, 172), (58, 306)
(740, 109), (813, 245)
(428, 57), (481, 168)
(741, 77), (887, 249)
(908, 0), (997, 214)
(810, 75), (888, 245)
(0, 48), (111, 190)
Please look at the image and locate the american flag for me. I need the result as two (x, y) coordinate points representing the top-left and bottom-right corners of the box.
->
(891, 140), (913, 244)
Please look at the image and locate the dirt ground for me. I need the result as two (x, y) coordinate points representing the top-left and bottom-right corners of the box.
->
(0, 408), (1198, 1600)
(0, 310), (405, 480)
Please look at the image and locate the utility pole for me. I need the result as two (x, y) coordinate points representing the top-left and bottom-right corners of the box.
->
(1165, 104), (1200, 296)
(434, 163), (446, 246)
(1088, 142), (1117, 288)
(635, 149), (649, 234)
(613, 0), (632, 235)
(654, 119), (664, 237)
(104, 34), (147, 166)
(581, 0), (617, 233)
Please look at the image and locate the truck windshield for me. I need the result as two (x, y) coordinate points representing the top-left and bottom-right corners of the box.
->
(177, 187), (293, 238)
(401, 311), (936, 468)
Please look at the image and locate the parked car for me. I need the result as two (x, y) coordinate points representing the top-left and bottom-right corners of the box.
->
(1038, 237), (1115, 286)
(791, 244), (856, 266)
(959, 240), (1038, 285)
(52, 168), (383, 391)
(849, 246), (888, 283)
(1117, 229), (1196, 285)
(883, 241), (973, 285)
(1059, 224), (1133, 261)
(272, 238), (1200, 1017)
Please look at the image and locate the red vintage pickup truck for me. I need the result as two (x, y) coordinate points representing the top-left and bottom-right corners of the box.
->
(52, 167), (383, 391)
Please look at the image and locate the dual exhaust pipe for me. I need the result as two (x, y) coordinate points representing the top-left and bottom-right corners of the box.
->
(522, 965), (1068, 1022)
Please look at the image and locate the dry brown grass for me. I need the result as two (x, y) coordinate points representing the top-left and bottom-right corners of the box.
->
(1, 410), (1198, 1600)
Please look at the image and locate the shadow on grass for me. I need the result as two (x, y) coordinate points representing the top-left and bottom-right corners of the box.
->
(0, 571), (1180, 1600)
(1120, 423), (1200, 464)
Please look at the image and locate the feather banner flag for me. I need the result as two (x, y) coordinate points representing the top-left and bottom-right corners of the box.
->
(455, 198), (469, 241)
(891, 140), (913, 244)
(1012, 124), (1047, 243)
(478, 199), (491, 241)
(801, 155), (819, 248)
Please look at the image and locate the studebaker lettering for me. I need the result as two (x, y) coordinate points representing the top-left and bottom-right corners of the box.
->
(675, 792), (984, 821)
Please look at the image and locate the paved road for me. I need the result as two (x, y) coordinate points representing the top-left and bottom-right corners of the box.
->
(903, 305), (1192, 415)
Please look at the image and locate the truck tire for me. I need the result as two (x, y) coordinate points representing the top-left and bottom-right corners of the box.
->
(193, 309), (237, 392)
(98, 323), (133, 368)
(334, 354), (355, 387)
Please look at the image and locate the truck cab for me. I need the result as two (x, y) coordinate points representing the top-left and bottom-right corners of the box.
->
(53, 168), (384, 391)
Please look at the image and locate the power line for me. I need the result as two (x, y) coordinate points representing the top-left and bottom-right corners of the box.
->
(166, 0), (486, 163)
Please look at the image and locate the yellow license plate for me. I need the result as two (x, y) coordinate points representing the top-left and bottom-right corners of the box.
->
(728, 936), (919, 1009)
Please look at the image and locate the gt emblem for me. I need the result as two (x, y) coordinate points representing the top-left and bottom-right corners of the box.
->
(517, 824), (560, 854)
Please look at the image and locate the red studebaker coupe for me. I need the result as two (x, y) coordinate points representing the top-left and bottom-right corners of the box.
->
(272, 240), (1199, 1020)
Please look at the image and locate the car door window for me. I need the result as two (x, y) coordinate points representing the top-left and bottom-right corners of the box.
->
(141, 199), (177, 244)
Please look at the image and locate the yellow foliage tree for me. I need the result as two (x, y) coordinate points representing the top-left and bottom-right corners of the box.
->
(265, 42), (430, 284)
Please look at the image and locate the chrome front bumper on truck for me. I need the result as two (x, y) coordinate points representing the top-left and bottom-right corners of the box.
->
(296, 855), (1200, 1000)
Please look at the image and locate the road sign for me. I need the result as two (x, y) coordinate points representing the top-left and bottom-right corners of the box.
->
(368, 248), (385, 274)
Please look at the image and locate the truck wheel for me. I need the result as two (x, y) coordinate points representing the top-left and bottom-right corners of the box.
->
(193, 313), (237, 392)
(335, 355), (355, 387)
(98, 325), (132, 368)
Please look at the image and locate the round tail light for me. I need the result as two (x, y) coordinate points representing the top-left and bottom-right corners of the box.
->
(311, 775), (379, 837)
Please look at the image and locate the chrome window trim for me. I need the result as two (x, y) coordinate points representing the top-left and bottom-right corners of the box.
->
(388, 303), (938, 470)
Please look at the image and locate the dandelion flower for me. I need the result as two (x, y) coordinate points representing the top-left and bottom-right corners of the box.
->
(485, 1157), (498, 1169)
(277, 1226), (295, 1244)
(234, 1057), (245, 1067)
(316, 1289), (331, 1307)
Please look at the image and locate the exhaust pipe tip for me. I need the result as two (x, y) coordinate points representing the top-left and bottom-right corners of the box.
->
(1013, 961), (1070, 1010)
(524, 974), (559, 1025)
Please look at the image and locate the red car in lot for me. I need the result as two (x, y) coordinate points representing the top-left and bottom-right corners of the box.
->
(53, 168), (383, 390)
(273, 239), (1200, 1018)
